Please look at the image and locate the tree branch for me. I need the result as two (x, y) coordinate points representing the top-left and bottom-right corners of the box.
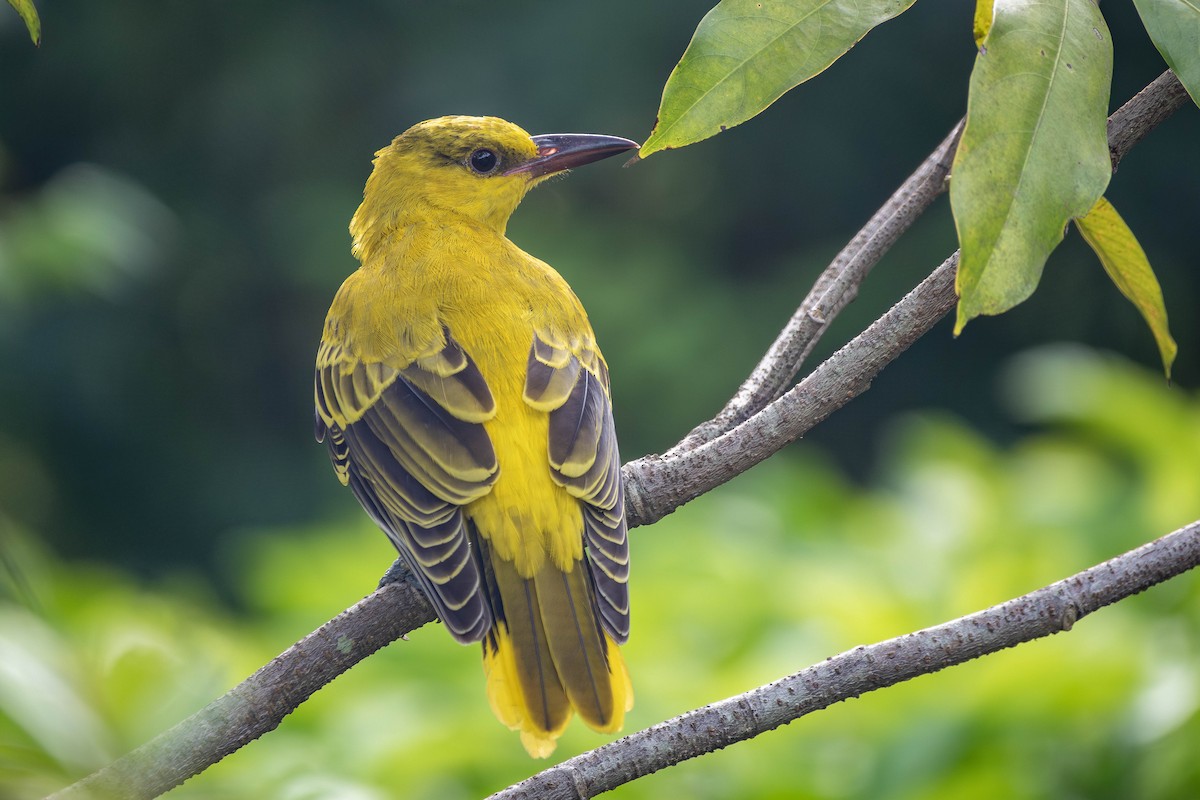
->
(1107, 70), (1192, 169)
(624, 69), (1188, 529)
(668, 118), (964, 456)
(46, 575), (438, 800)
(625, 252), (958, 528)
(46, 70), (1190, 800)
(487, 518), (1200, 800)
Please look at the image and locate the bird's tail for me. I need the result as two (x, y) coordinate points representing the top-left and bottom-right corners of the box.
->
(481, 554), (632, 757)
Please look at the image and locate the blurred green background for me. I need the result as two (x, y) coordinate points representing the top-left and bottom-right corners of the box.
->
(2, 2), (1198, 798)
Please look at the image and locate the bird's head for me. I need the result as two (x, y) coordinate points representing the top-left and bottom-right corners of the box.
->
(351, 116), (637, 255)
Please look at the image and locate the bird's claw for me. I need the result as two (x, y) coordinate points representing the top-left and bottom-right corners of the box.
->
(377, 557), (420, 591)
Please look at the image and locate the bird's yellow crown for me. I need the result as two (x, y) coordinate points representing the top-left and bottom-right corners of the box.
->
(351, 116), (542, 256)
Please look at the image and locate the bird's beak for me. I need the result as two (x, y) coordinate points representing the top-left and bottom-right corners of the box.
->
(504, 133), (640, 178)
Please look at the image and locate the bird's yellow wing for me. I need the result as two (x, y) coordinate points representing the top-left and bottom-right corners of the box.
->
(315, 326), (499, 642)
(523, 331), (630, 643)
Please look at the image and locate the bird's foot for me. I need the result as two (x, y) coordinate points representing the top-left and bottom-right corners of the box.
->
(377, 557), (420, 591)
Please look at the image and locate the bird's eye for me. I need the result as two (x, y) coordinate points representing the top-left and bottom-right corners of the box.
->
(468, 148), (500, 175)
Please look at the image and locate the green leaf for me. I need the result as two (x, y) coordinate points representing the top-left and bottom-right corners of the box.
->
(1132, 0), (1200, 108)
(6, 0), (40, 46)
(640, 0), (916, 158)
(951, 0), (1113, 333)
(973, 0), (995, 48)
(1075, 196), (1177, 378)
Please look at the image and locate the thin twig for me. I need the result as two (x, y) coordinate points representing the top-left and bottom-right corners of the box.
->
(626, 254), (958, 528)
(672, 66), (1195, 460)
(1107, 70), (1191, 167)
(669, 119), (964, 455)
(488, 518), (1200, 800)
(625, 70), (1188, 529)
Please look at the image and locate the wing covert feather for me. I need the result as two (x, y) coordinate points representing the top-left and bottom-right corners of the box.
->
(523, 332), (630, 644)
(316, 326), (498, 643)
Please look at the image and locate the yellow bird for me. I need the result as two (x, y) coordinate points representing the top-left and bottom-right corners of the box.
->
(314, 116), (637, 757)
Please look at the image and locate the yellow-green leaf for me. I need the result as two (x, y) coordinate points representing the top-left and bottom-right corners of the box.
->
(1075, 197), (1177, 378)
(640, 0), (916, 158)
(1132, 0), (1200, 108)
(6, 0), (40, 46)
(951, 0), (1113, 333)
(974, 0), (995, 48)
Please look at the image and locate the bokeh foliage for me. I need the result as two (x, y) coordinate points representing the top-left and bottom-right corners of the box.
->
(4, 347), (1200, 798)
(1, 1), (1199, 797)
(1, 2), (1197, 574)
